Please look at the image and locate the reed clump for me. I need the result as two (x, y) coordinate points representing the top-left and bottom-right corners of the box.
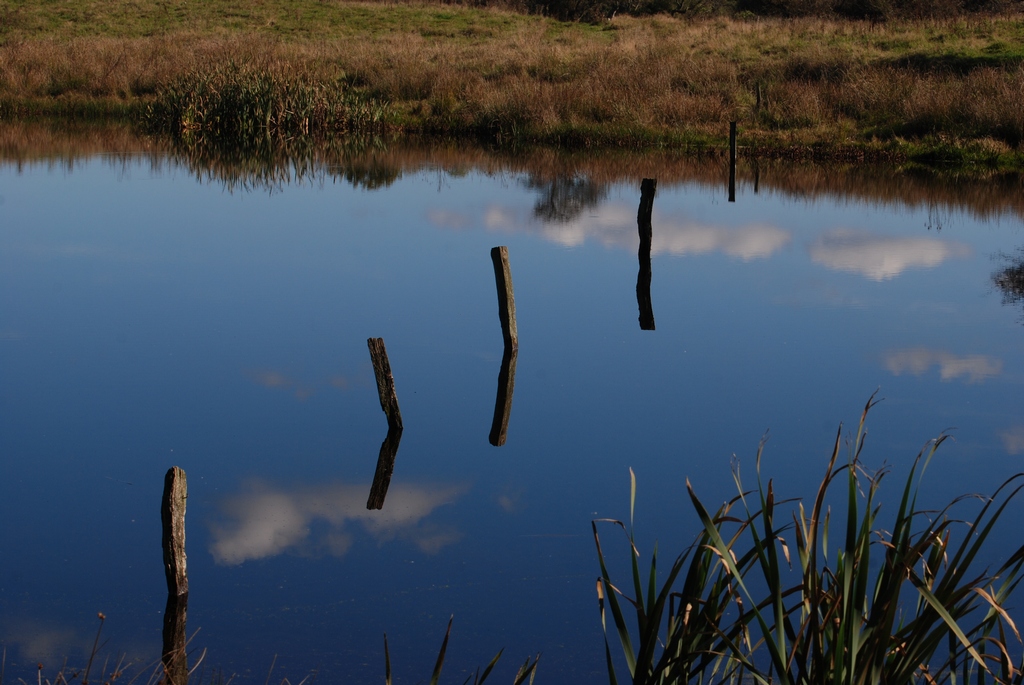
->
(145, 65), (394, 139)
(597, 395), (1024, 684)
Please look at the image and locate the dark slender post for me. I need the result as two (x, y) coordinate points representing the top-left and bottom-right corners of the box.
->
(366, 425), (404, 509)
(488, 345), (518, 446)
(753, 159), (760, 194)
(729, 122), (737, 203)
(637, 178), (656, 331)
(161, 467), (188, 685)
(367, 338), (403, 431)
(491, 247), (518, 351)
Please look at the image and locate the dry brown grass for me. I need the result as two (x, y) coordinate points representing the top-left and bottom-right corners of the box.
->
(2, 7), (1024, 152)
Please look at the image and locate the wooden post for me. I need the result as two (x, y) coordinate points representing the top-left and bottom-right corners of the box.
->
(367, 338), (403, 431)
(161, 467), (187, 598)
(488, 346), (518, 447)
(729, 122), (737, 203)
(637, 178), (656, 331)
(161, 466), (188, 685)
(366, 426), (404, 510)
(491, 247), (518, 351)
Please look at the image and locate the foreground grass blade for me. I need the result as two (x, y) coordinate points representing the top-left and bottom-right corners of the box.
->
(429, 617), (453, 685)
(599, 395), (1024, 685)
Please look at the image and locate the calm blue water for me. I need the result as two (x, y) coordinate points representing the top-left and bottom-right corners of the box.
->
(1, 150), (1022, 683)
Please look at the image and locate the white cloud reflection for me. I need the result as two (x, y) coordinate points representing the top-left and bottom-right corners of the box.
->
(810, 230), (970, 280)
(884, 347), (1003, 384)
(427, 209), (473, 231)
(478, 204), (790, 260)
(209, 481), (466, 565)
(1, 616), (156, 666)
(1001, 427), (1024, 455)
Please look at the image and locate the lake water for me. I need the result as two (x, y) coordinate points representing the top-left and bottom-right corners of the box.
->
(1, 129), (1023, 683)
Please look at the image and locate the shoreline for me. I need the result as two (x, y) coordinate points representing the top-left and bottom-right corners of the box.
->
(2, 5), (1024, 171)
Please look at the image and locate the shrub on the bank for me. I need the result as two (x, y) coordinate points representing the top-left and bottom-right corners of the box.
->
(146, 65), (393, 139)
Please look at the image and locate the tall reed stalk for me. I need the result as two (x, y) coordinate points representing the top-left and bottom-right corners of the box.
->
(596, 395), (1024, 684)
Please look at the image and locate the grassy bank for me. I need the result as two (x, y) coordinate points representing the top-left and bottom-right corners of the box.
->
(2, 3), (1024, 163)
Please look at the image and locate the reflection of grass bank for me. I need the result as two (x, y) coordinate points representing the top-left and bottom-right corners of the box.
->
(6, 4), (1024, 161)
(2, 3), (1024, 164)
(5, 122), (1021, 220)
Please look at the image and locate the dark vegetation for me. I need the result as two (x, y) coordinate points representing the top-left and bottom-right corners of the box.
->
(500, 0), (1024, 30)
(597, 397), (1024, 684)
(993, 249), (1024, 318)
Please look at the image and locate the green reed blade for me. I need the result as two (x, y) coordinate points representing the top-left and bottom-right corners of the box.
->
(429, 617), (453, 685)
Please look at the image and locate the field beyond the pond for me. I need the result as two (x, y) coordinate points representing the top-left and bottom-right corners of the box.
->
(2, 0), (1024, 163)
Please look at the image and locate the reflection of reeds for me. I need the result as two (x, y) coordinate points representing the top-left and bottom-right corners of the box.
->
(3, 122), (1024, 221)
(597, 396), (1024, 685)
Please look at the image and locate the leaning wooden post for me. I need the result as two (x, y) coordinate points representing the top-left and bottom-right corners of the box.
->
(728, 121), (737, 203)
(636, 178), (656, 331)
(491, 247), (518, 351)
(161, 467), (188, 685)
(367, 338), (403, 431)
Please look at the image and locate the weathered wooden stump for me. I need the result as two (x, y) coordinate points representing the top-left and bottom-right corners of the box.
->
(160, 466), (188, 685)
(637, 178), (656, 331)
(367, 337), (403, 431)
(491, 247), (518, 351)
(161, 467), (187, 598)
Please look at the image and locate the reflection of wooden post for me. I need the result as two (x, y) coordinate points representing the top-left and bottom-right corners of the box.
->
(488, 345), (518, 447)
(637, 178), (656, 331)
(161, 595), (188, 685)
(491, 247), (518, 351)
(366, 426), (404, 510)
(161, 467), (188, 685)
(367, 338), (403, 431)
(728, 122), (737, 203)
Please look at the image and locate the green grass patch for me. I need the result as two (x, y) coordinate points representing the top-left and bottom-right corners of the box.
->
(0, 0), (565, 43)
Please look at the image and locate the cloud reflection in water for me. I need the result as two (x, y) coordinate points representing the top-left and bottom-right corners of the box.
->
(1001, 427), (1024, 455)
(810, 231), (970, 281)
(209, 481), (466, 565)
(884, 347), (1003, 384)
(477, 204), (790, 260)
